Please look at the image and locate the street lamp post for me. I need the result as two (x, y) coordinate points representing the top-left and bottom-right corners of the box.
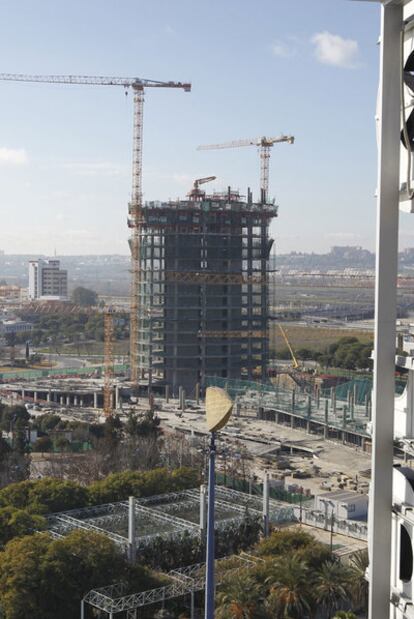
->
(204, 386), (234, 619)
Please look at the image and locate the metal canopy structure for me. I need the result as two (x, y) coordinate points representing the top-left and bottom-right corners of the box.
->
(47, 487), (295, 554)
(81, 555), (255, 618)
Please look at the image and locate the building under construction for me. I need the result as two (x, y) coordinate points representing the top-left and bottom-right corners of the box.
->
(136, 184), (277, 395)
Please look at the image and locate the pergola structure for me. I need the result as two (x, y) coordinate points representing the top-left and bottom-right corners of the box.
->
(47, 486), (295, 555)
(81, 555), (256, 619)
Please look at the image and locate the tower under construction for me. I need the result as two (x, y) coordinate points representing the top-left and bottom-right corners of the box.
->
(136, 185), (277, 395)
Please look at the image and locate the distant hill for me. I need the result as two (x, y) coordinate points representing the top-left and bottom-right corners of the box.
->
(275, 246), (414, 272)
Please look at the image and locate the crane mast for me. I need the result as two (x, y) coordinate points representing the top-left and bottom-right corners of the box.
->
(0, 73), (191, 388)
(197, 134), (294, 203)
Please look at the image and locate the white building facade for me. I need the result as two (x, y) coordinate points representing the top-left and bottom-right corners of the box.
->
(28, 259), (68, 301)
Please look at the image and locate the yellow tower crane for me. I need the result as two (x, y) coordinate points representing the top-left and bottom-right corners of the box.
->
(197, 134), (294, 203)
(0, 72), (191, 389)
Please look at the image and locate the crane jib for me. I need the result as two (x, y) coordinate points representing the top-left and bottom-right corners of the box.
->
(0, 73), (191, 91)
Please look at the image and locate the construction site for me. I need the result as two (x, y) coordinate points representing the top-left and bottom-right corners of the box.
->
(135, 182), (276, 393)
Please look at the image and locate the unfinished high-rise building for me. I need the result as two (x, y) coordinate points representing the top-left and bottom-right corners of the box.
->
(136, 186), (277, 395)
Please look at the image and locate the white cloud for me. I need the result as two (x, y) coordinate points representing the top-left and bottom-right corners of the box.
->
(0, 147), (28, 165)
(311, 31), (359, 69)
(271, 40), (294, 58)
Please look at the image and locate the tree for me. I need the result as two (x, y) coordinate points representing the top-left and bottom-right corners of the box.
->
(0, 478), (89, 513)
(216, 571), (263, 618)
(0, 506), (45, 548)
(71, 286), (97, 307)
(0, 440), (30, 489)
(0, 531), (132, 619)
(264, 556), (312, 618)
(348, 549), (368, 615)
(0, 405), (30, 433)
(256, 528), (316, 558)
(32, 436), (53, 453)
(314, 560), (349, 619)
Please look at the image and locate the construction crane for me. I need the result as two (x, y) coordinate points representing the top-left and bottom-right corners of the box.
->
(197, 135), (294, 203)
(0, 73), (191, 387)
(187, 176), (216, 200)
(278, 324), (299, 370)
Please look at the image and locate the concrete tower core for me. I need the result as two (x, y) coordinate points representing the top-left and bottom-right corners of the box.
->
(136, 187), (277, 395)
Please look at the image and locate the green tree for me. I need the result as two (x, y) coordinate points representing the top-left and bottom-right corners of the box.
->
(0, 531), (131, 619)
(256, 528), (316, 558)
(264, 556), (312, 618)
(0, 506), (45, 547)
(216, 571), (263, 618)
(125, 410), (161, 437)
(0, 478), (89, 513)
(71, 286), (97, 306)
(32, 436), (53, 453)
(348, 549), (368, 615)
(314, 560), (349, 619)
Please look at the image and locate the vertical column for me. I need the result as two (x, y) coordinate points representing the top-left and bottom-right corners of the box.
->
(181, 389), (186, 412)
(324, 399), (329, 439)
(190, 591), (195, 619)
(93, 392), (98, 409)
(178, 386), (183, 408)
(200, 484), (207, 535)
(21, 388), (25, 400)
(165, 384), (169, 403)
(66, 395), (70, 406)
(47, 390), (51, 403)
(306, 395), (312, 433)
(195, 382), (200, 405)
(60, 396), (64, 405)
(368, 5), (401, 619)
(74, 395), (78, 407)
(128, 496), (136, 564)
(205, 433), (216, 619)
(33, 391), (38, 403)
(263, 470), (270, 537)
(115, 385), (120, 409)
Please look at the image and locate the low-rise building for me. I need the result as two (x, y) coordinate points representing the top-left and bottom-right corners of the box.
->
(315, 489), (368, 521)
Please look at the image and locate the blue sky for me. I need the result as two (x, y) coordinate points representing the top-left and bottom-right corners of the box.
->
(0, 0), (408, 255)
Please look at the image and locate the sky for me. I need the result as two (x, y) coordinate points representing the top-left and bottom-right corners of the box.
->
(0, 0), (409, 255)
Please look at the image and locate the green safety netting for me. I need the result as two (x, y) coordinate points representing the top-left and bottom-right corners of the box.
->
(206, 375), (405, 408)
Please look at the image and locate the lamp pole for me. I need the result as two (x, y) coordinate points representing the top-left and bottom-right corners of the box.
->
(204, 386), (233, 619)
(205, 431), (216, 619)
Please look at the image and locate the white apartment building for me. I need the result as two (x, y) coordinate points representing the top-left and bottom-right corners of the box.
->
(28, 259), (68, 301)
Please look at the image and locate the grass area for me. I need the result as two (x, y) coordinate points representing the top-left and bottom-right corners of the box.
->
(270, 324), (373, 354)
